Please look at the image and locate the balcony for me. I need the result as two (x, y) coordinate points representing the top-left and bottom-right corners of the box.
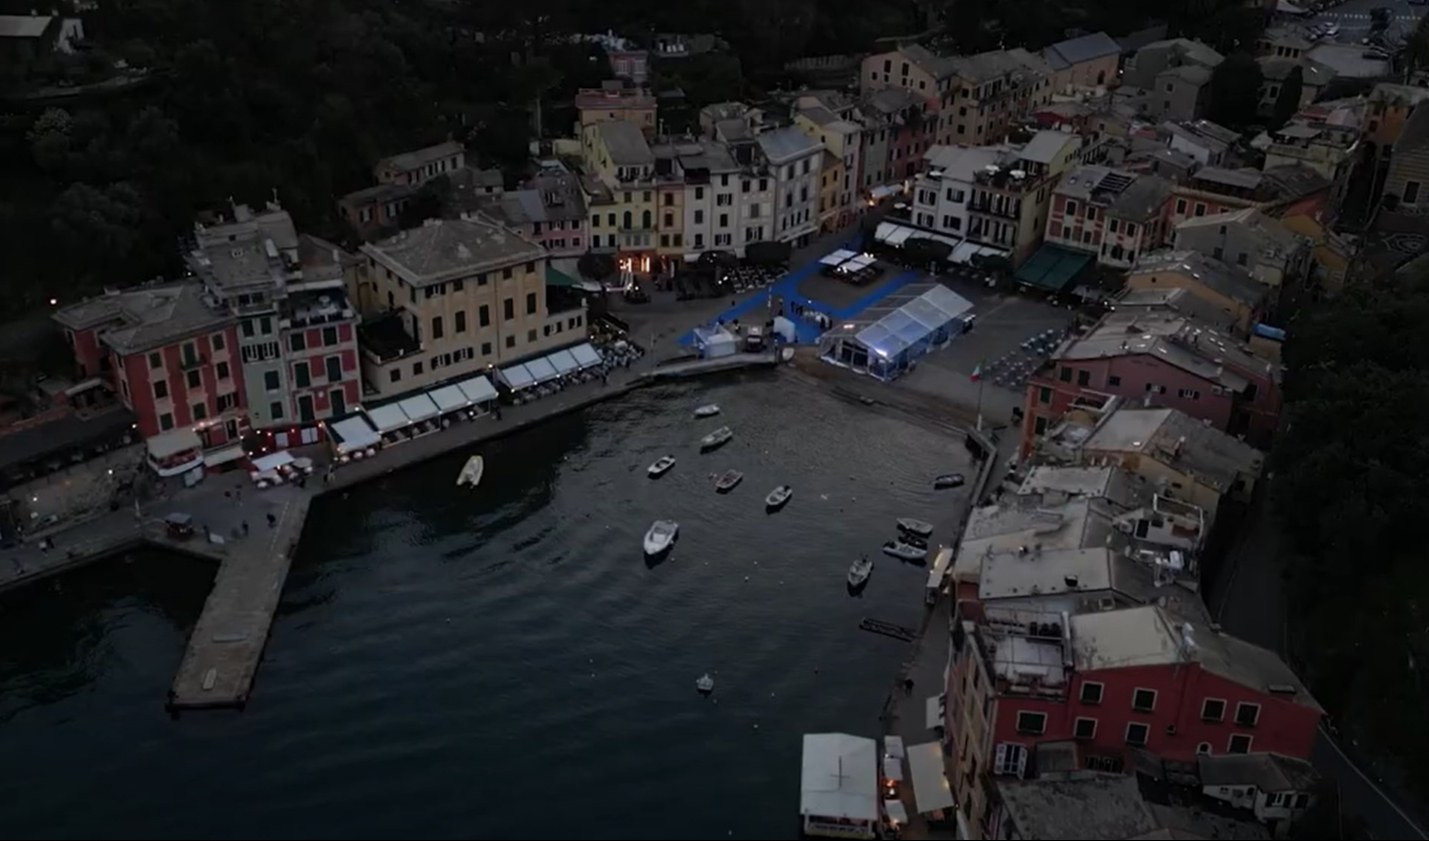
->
(968, 198), (1021, 220)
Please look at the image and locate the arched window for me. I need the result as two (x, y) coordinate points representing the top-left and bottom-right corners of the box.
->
(642, 210), (652, 229)
(622, 211), (632, 230)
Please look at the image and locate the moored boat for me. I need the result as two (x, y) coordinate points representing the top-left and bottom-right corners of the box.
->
(455, 455), (484, 487)
(897, 517), (934, 538)
(700, 425), (734, 450)
(847, 554), (873, 588)
(694, 404), (721, 418)
(696, 673), (715, 694)
(714, 470), (744, 493)
(647, 455), (677, 478)
(765, 484), (793, 510)
(933, 473), (965, 490)
(643, 520), (679, 555)
(882, 540), (928, 562)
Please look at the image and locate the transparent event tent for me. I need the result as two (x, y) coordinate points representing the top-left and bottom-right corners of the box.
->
(818, 284), (974, 381)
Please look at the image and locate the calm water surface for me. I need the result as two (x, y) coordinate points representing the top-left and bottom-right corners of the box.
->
(0, 374), (972, 839)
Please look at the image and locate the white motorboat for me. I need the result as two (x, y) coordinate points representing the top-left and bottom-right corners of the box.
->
(897, 518), (934, 538)
(714, 470), (744, 493)
(882, 540), (928, 562)
(648, 455), (677, 478)
(765, 485), (793, 510)
(933, 473), (965, 490)
(848, 555), (873, 588)
(455, 455), (484, 487)
(644, 520), (679, 555)
(693, 404), (721, 418)
(696, 673), (715, 694)
(700, 425), (734, 450)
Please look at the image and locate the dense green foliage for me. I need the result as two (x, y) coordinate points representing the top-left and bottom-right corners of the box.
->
(1274, 266), (1429, 795)
(1208, 51), (1264, 129)
(1272, 65), (1304, 128)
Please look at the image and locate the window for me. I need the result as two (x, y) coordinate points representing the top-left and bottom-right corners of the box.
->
(1177, 388), (1200, 400)
(1108, 219), (1119, 234)
(326, 356), (342, 382)
(1125, 722), (1149, 746)
(452, 279), (464, 293)
(503, 299), (514, 320)
(1076, 370), (1090, 387)
(1194, 203), (1206, 217)
(1038, 386), (1051, 404)
(1236, 253), (1248, 268)
(323, 326), (338, 346)
(148, 352), (162, 370)
(1175, 198), (1187, 214)
(479, 305), (490, 328)
(1196, 742), (1212, 756)
(1227, 734), (1253, 754)
(186, 369), (201, 389)
(1066, 200), (1077, 216)
(1405, 180), (1422, 205)
(455, 310), (468, 334)
(1059, 366), (1072, 383)
(153, 379), (169, 399)
(1108, 374), (1121, 387)
(993, 743), (1028, 777)
(259, 370), (278, 391)
(217, 392), (237, 411)
(211, 333), (225, 351)
(502, 267), (513, 280)
(1073, 718), (1097, 740)
(389, 368), (401, 384)
(694, 209), (704, 224)
(412, 360), (423, 376)
(1016, 711), (1046, 735)
(526, 292), (537, 315)
(481, 341), (492, 356)
(504, 335), (515, 349)
(432, 316), (444, 340)
(1080, 682), (1104, 705)
(695, 187), (704, 200)
(190, 401), (207, 421)
(331, 388), (347, 419)
(1132, 688), (1157, 712)
(216, 361), (230, 380)
(159, 412), (174, 431)
(1234, 702), (1260, 727)
(295, 362), (310, 388)
(290, 332), (306, 352)
(1033, 415), (1048, 435)
(298, 394), (314, 423)
(716, 193), (733, 206)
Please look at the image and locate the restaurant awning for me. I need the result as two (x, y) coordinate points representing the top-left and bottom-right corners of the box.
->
(907, 741), (955, 815)
(499, 363), (535, 390)
(547, 349), (580, 375)
(251, 450), (296, 473)
(427, 384), (469, 413)
(330, 415), (380, 452)
(570, 343), (603, 369)
(800, 734), (878, 823)
(204, 443), (247, 466)
(147, 428), (202, 461)
(1014, 244), (1091, 292)
(366, 403), (410, 433)
(456, 375), (498, 403)
(525, 356), (560, 383)
(820, 249), (856, 266)
(398, 393), (439, 423)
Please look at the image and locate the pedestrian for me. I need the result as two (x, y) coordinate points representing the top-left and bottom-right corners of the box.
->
(203, 524), (211, 540)
(242, 520), (249, 536)
(266, 512), (276, 528)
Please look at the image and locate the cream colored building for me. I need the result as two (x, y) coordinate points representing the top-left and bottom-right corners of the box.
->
(357, 217), (584, 399)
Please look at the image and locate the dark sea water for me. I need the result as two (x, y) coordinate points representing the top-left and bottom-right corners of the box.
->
(0, 373), (972, 840)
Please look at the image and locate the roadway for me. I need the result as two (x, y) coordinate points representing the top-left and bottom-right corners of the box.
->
(1301, 0), (1424, 38)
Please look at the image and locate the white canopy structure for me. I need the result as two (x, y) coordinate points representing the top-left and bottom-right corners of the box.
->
(907, 741), (955, 816)
(570, 343), (603, 369)
(397, 394), (439, 423)
(147, 428), (201, 461)
(366, 403), (410, 433)
(524, 356), (559, 383)
(801, 733), (878, 839)
(457, 375), (499, 404)
(499, 363), (536, 391)
(250, 450), (296, 473)
(820, 249), (856, 266)
(427, 384), (468, 414)
(329, 416), (380, 453)
(547, 348), (580, 375)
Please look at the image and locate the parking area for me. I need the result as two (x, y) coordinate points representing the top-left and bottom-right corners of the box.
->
(893, 277), (1078, 427)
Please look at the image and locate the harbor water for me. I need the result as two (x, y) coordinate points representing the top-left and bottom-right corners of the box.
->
(0, 373), (973, 839)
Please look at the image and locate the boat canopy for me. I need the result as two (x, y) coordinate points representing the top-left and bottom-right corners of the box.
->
(330, 415), (380, 453)
(800, 733), (879, 822)
(907, 741), (955, 815)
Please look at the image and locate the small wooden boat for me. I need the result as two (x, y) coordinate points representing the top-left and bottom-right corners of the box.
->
(714, 470), (744, 493)
(696, 673), (715, 694)
(644, 520), (679, 555)
(897, 517), (934, 538)
(933, 473), (965, 489)
(648, 455), (677, 478)
(455, 455), (484, 487)
(765, 485), (793, 511)
(694, 404), (721, 418)
(882, 540), (928, 562)
(700, 425), (734, 450)
(848, 555), (873, 589)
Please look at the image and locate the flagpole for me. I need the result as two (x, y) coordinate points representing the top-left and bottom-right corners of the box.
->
(976, 374), (984, 432)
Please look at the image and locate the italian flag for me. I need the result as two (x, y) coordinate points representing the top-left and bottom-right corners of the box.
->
(970, 361), (984, 382)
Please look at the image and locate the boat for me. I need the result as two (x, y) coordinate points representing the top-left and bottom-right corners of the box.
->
(882, 540), (928, 562)
(455, 455), (484, 487)
(899, 533), (928, 550)
(897, 518), (934, 538)
(714, 470), (744, 493)
(648, 455), (677, 478)
(765, 485), (793, 510)
(847, 555), (873, 588)
(700, 426), (734, 450)
(933, 473), (965, 490)
(694, 404), (721, 418)
(696, 673), (715, 694)
(643, 520), (679, 555)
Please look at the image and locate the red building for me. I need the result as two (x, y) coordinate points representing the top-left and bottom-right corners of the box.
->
(1019, 307), (1282, 457)
(1044, 165), (1173, 270)
(55, 282), (249, 473)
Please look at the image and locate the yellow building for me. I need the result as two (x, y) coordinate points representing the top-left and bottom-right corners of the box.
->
(357, 217), (585, 398)
(1123, 250), (1269, 335)
(1279, 211), (1351, 295)
(796, 105), (862, 232)
(655, 181), (685, 264)
(817, 153), (844, 233)
(582, 120), (659, 269)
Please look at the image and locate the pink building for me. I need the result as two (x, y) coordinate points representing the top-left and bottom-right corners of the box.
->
(1045, 165), (1173, 269)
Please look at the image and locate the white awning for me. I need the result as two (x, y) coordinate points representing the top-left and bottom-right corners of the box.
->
(820, 249), (856, 266)
(525, 356), (560, 383)
(147, 428), (202, 460)
(800, 733), (879, 823)
(330, 415), (380, 452)
(883, 756), (903, 782)
(547, 348), (580, 374)
(457, 375), (498, 403)
(570, 343), (603, 369)
(398, 394), (439, 423)
(203, 443), (247, 466)
(251, 450), (295, 473)
(500, 363), (535, 390)
(366, 403), (410, 433)
(428, 384), (468, 413)
(907, 742), (955, 815)
(885, 800), (909, 827)
(951, 240), (1009, 264)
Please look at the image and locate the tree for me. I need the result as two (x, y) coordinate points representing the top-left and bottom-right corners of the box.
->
(1271, 66), (1304, 127)
(26, 108), (73, 175)
(1208, 51), (1263, 129)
